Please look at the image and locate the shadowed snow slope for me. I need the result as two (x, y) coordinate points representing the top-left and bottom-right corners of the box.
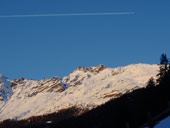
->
(0, 64), (159, 121)
(0, 74), (13, 105)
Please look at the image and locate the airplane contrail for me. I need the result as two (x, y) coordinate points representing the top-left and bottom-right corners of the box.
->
(0, 12), (135, 18)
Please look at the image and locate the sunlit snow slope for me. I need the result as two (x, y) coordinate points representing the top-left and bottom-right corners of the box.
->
(0, 64), (159, 121)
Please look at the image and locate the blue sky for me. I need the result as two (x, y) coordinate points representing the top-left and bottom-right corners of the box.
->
(0, 0), (170, 80)
(0, 0), (170, 127)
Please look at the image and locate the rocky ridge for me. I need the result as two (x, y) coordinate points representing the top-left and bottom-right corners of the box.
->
(0, 64), (159, 121)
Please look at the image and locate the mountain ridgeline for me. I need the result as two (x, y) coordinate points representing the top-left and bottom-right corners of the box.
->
(0, 54), (170, 128)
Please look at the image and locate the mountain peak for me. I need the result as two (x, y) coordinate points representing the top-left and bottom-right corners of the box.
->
(74, 64), (107, 74)
(0, 74), (8, 79)
(0, 74), (13, 102)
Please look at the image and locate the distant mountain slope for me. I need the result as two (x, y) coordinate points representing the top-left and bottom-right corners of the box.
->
(0, 74), (13, 108)
(0, 64), (159, 121)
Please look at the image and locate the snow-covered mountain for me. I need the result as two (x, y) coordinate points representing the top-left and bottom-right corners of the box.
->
(0, 64), (159, 121)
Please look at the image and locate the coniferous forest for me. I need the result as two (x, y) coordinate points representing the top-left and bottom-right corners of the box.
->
(0, 54), (170, 128)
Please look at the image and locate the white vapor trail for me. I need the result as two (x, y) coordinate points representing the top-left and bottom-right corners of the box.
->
(0, 12), (135, 18)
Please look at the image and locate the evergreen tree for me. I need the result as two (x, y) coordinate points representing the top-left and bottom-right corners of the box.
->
(160, 54), (169, 65)
(157, 54), (170, 84)
(146, 77), (155, 88)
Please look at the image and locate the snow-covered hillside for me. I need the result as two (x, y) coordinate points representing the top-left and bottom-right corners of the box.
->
(0, 64), (159, 121)
(0, 74), (13, 108)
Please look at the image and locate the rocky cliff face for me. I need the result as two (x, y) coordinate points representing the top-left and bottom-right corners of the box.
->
(11, 77), (65, 98)
(0, 64), (159, 121)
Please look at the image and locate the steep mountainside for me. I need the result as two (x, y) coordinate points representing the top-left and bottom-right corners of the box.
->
(0, 64), (159, 121)
(0, 74), (13, 107)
